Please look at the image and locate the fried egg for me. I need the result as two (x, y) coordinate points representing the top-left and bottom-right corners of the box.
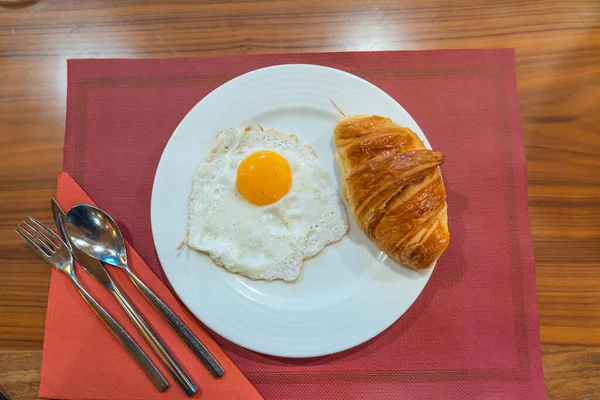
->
(187, 126), (349, 281)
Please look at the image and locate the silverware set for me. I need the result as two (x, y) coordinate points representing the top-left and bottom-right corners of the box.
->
(16, 199), (225, 396)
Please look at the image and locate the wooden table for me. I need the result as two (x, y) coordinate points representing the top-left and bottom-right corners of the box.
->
(1, 1), (598, 398)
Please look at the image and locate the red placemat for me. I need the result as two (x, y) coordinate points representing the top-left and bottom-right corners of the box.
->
(61, 50), (547, 399)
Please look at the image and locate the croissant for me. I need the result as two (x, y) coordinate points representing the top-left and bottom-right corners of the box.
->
(333, 115), (449, 270)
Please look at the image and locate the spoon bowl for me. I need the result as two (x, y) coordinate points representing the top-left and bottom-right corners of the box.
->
(65, 204), (128, 268)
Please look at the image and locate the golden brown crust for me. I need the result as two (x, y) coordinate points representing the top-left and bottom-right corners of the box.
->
(334, 115), (450, 269)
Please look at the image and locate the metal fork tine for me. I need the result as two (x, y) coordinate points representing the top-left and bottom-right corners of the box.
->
(18, 224), (55, 254)
(22, 221), (55, 252)
(16, 226), (50, 258)
(28, 216), (65, 247)
(23, 219), (58, 251)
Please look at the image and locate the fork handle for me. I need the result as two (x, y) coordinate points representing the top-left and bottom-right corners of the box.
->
(70, 277), (169, 392)
(126, 267), (225, 378)
(111, 285), (197, 397)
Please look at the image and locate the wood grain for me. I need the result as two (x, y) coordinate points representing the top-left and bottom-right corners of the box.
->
(0, 0), (598, 399)
(0, 351), (40, 400)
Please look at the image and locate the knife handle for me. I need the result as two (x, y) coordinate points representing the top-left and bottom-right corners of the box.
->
(111, 285), (197, 397)
(70, 276), (169, 392)
(126, 268), (225, 378)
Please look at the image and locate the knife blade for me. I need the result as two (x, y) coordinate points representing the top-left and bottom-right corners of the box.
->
(51, 198), (113, 287)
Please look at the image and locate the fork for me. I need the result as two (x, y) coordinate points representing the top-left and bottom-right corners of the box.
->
(15, 217), (169, 392)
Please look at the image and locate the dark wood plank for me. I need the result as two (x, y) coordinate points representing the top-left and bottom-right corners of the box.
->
(543, 345), (600, 400)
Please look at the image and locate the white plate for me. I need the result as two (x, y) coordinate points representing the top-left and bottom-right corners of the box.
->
(151, 65), (434, 358)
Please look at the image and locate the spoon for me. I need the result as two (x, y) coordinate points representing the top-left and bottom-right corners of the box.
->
(64, 204), (225, 380)
(63, 205), (196, 397)
(51, 199), (169, 393)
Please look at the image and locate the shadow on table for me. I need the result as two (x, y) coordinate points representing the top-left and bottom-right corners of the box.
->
(0, 0), (41, 9)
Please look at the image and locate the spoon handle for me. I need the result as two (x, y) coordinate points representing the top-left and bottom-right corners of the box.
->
(111, 285), (198, 397)
(69, 276), (169, 392)
(125, 267), (225, 379)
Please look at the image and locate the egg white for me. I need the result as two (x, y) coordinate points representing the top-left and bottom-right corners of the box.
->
(187, 126), (349, 281)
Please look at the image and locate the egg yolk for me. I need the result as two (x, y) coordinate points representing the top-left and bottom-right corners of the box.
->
(236, 151), (292, 206)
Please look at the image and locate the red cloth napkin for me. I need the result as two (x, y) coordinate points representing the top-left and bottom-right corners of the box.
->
(53, 50), (547, 399)
(40, 172), (263, 400)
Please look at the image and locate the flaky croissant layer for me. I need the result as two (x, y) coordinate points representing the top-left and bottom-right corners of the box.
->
(334, 115), (450, 270)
